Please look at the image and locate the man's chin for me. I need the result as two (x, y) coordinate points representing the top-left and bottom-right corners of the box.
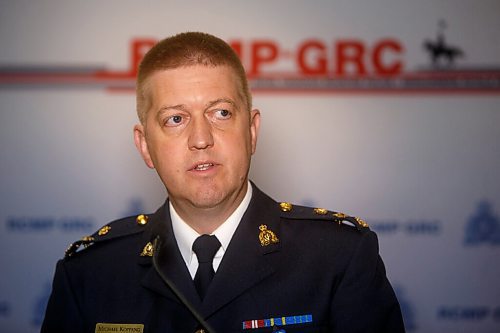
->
(168, 181), (247, 211)
(189, 192), (226, 210)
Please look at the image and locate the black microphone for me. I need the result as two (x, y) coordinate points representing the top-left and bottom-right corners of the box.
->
(152, 236), (215, 333)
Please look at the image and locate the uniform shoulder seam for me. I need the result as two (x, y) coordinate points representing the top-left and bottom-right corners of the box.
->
(277, 202), (370, 232)
(64, 214), (151, 258)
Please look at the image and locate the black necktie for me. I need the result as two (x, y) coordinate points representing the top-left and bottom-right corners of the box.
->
(192, 234), (221, 300)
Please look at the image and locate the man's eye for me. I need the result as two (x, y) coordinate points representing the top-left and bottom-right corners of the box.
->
(215, 109), (231, 119)
(165, 115), (183, 126)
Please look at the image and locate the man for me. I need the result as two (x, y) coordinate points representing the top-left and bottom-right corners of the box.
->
(42, 32), (405, 333)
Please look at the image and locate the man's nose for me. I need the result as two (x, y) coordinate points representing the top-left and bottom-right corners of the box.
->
(188, 117), (214, 150)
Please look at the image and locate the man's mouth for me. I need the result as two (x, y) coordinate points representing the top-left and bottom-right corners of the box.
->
(193, 163), (214, 171)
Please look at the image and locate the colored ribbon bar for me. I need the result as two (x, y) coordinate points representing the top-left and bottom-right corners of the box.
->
(242, 314), (313, 330)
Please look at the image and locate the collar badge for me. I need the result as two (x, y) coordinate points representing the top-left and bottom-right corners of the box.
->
(259, 224), (279, 246)
(140, 242), (154, 257)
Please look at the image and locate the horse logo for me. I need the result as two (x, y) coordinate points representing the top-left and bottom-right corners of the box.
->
(423, 20), (464, 67)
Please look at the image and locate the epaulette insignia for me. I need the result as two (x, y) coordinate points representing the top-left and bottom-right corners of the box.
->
(98, 225), (111, 236)
(259, 224), (279, 246)
(64, 214), (150, 258)
(314, 208), (328, 215)
(136, 214), (149, 225)
(332, 211), (369, 230)
(140, 241), (154, 257)
(65, 236), (95, 258)
(332, 212), (347, 220)
(355, 216), (369, 228)
(279, 202), (293, 212)
(279, 203), (369, 232)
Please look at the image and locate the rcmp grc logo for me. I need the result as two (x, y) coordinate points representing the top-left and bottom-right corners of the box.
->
(1, 20), (499, 93)
(464, 200), (500, 245)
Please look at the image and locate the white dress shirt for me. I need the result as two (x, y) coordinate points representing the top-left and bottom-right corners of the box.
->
(170, 182), (253, 279)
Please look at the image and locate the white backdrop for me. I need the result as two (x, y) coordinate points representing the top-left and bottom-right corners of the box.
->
(1, 1), (500, 332)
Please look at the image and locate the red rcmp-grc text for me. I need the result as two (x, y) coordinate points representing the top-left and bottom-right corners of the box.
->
(230, 38), (404, 77)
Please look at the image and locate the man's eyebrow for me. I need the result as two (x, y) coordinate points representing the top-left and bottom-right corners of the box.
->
(158, 104), (188, 112)
(205, 98), (238, 109)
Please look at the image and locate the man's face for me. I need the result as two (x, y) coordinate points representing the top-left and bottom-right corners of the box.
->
(134, 65), (260, 213)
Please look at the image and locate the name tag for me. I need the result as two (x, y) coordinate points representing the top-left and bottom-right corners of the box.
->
(95, 323), (144, 333)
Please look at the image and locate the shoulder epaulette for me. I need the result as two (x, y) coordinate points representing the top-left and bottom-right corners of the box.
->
(278, 202), (369, 232)
(64, 214), (150, 258)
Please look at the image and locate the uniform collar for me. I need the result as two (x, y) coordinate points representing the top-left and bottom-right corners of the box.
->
(170, 182), (253, 268)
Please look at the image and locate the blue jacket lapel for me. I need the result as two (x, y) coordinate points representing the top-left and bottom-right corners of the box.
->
(139, 203), (202, 309)
(201, 185), (282, 317)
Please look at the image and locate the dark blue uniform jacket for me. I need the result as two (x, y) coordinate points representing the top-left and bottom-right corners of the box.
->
(42, 185), (405, 333)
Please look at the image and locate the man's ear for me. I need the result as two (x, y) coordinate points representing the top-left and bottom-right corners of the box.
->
(133, 124), (155, 169)
(249, 109), (261, 155)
